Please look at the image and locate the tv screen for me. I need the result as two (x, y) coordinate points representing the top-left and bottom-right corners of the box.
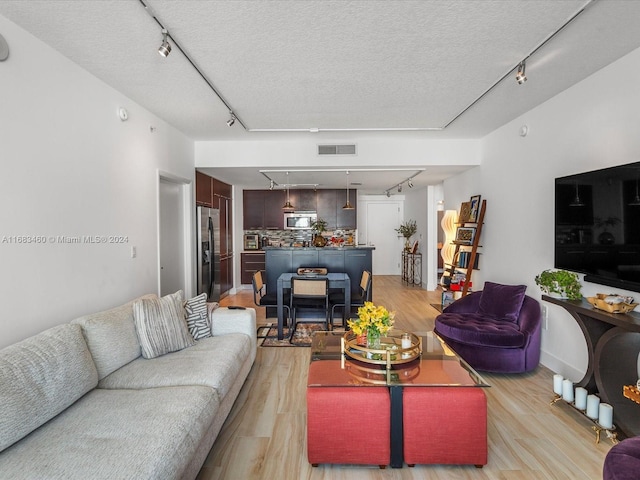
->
(555, 161), (640, 293)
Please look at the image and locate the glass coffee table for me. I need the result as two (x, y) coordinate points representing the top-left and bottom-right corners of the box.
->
(308, 331), (490, 468)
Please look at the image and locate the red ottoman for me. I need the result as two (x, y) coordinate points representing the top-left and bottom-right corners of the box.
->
(307, 362), (390, 467)
(403, 387), (487, 467)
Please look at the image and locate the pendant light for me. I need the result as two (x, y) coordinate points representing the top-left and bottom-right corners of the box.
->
(282, 172), (294, 210)
(569, 183), (584, 207)
(343, 171), (354, 210)
(630, 177), (640, 206)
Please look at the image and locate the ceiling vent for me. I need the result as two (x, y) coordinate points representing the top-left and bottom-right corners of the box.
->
(318, 144), (357, 156)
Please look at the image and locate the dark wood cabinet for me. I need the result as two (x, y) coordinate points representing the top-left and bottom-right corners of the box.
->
(319, 249), (345, 272)
(289, 189), (316, 211)
(243, 190), (264, 229)
(316, 189), (338, 229)
(241, 252), (265, 285)
(195, 171), (213, 207)
(264, 190), (284, 229)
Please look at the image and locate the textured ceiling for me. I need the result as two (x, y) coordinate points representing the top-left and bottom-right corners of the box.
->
(2, 0), (640, 190)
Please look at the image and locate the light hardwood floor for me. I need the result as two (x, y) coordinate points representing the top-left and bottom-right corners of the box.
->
(197, 276), (610, 480)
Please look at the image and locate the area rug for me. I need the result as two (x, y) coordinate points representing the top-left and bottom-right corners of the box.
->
(258, 322), (345, 347)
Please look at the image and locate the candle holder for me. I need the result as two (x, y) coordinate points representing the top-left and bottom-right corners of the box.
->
(550, 394), (618, 445)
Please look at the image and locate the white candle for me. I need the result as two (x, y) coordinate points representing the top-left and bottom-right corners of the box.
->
(575, 387), (588, 410)
(401, 333), (412, 349)
(599, 403), (614, 429)
(553, 374), (564, 395)
(586, 395), (600, 420)
(562, 379), (574, 402)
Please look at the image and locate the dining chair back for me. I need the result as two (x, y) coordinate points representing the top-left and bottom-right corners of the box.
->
(289, 276), (330, 341)
(330, 270), (372, 327)
(252, 270), (290, 337)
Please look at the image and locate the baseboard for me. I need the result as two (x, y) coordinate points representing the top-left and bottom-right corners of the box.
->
(540, 350), (585, 382)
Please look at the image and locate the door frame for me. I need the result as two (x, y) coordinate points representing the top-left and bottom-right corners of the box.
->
(157, 170), (194, 298)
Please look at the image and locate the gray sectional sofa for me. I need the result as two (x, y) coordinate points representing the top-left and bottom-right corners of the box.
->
(0, 294), (256, 480)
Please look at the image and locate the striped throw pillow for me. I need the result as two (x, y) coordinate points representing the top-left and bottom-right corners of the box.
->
(133, 290), (196, 359)
(184, 293), (211, 340)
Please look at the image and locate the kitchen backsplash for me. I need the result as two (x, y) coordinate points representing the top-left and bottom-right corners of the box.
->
(244, 229), (357, 248)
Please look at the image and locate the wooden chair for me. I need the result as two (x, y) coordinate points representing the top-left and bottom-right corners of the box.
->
(289, 276), (330, 341)
(252, 270), (290, 337)
(330, 270), (372, 327)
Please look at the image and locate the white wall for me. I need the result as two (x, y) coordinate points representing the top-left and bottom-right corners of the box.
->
(444, 45), (640, 381)
(0, 15), (195, 348)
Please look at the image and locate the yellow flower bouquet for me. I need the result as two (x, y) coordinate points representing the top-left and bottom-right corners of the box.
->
(347, 302), (395, 348)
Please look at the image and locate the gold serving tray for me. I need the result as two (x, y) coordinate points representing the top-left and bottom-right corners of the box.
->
(586, 294), (638, 314)
(623, 385), (640, 405)
(341, 331), (422, 369)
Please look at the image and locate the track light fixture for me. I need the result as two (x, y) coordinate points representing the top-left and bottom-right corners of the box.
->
(158, 29), (171, 57)
(226, 112), (236, 127)
(516, 61), (527, 84)
(397, 184), (403, 193)
(386, 191), (390, 198)
(269, 179), (275, 191)
(408, 180), (414, 188)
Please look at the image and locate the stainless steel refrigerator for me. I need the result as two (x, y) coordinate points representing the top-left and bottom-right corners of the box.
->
(197, 206), (221, 302)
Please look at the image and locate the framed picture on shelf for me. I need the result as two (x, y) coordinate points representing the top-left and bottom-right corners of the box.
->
(459, 201), (471, 223)
(456, 227), (476, 244)
(468, 195), (482, 222)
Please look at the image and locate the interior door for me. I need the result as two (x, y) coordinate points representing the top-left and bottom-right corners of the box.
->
(159, 178), (185, 296)
(366, 201), (403, 275)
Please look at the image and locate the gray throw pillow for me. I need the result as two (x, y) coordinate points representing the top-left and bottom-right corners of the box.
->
(184, 293), (211, 340)
(133, 290), (195, 359)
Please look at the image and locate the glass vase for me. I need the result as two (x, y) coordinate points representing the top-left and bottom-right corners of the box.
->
(367, 329), (381, 350)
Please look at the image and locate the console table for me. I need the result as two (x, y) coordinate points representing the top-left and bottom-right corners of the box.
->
(542, 295), (640, 438)
(401, 251), (422, 286)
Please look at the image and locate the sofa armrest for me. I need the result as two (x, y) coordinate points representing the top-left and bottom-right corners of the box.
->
(517, 296), (542, 339)
(209, 306), (257, 356)
(442, 291), (482, 314)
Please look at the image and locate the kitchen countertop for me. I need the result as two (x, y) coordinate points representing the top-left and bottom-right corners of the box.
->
(262, 245), (375, 250)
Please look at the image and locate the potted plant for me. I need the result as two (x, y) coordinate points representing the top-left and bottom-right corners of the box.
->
(395, 219), (417, 251)
(534, 269), (582, 300)
(310, 218), (328, 247)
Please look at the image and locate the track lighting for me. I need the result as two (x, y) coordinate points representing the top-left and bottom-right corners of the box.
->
(226, 112), (236, 127)
(269, 179), (275, 190)
(408, 180), (414, 188)
(158, 29), (171, 57)
(397, 184), (403, 193)
(386, 191), (390, 198)
(516, 61), (527, 84)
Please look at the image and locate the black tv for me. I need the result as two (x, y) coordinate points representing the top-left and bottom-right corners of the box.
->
(555, 161), (640, 293)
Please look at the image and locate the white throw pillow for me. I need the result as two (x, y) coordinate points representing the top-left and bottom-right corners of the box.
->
(133, 290), (195, 359)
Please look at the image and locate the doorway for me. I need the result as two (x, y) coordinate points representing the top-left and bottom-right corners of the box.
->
(158, 173), (193, 297)
(362, 198), (404, 275)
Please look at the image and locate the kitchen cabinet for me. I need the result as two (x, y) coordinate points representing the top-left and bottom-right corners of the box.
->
(265, 250), (293, 292)
(319, 249), (345, 272)
(195, 171), (213, 207)
(289, 189), (316, 212)
(344, 249), (372, 296)
(243, 190), (285, 230)
(264, 190), (285, 229)
(241, 252), (266, 284)
(243, 190), (264, 229)
(316, 189), (338, 229)
(292, 250), (319, 271)
(220, 257), (231, 297)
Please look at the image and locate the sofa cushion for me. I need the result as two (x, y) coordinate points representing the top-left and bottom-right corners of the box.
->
(478, 281), (527, 323)
(0, 385), (218, 479)
(184, 293), (211, 340)
(0, 324), (98, 453)
(98, 333), (252, 401)
(71, 295), (156, 379)
(435, 313), (525, 348)
(133, 291), (196, 359)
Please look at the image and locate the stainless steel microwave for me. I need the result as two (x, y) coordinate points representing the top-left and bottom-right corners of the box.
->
(284, 212), (317, 230)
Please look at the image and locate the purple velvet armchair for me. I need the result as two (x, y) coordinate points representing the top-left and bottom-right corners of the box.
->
(434, 282), (542, 373)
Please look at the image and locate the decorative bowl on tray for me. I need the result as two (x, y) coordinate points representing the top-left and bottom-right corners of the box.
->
(586, 294), (637, 314)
